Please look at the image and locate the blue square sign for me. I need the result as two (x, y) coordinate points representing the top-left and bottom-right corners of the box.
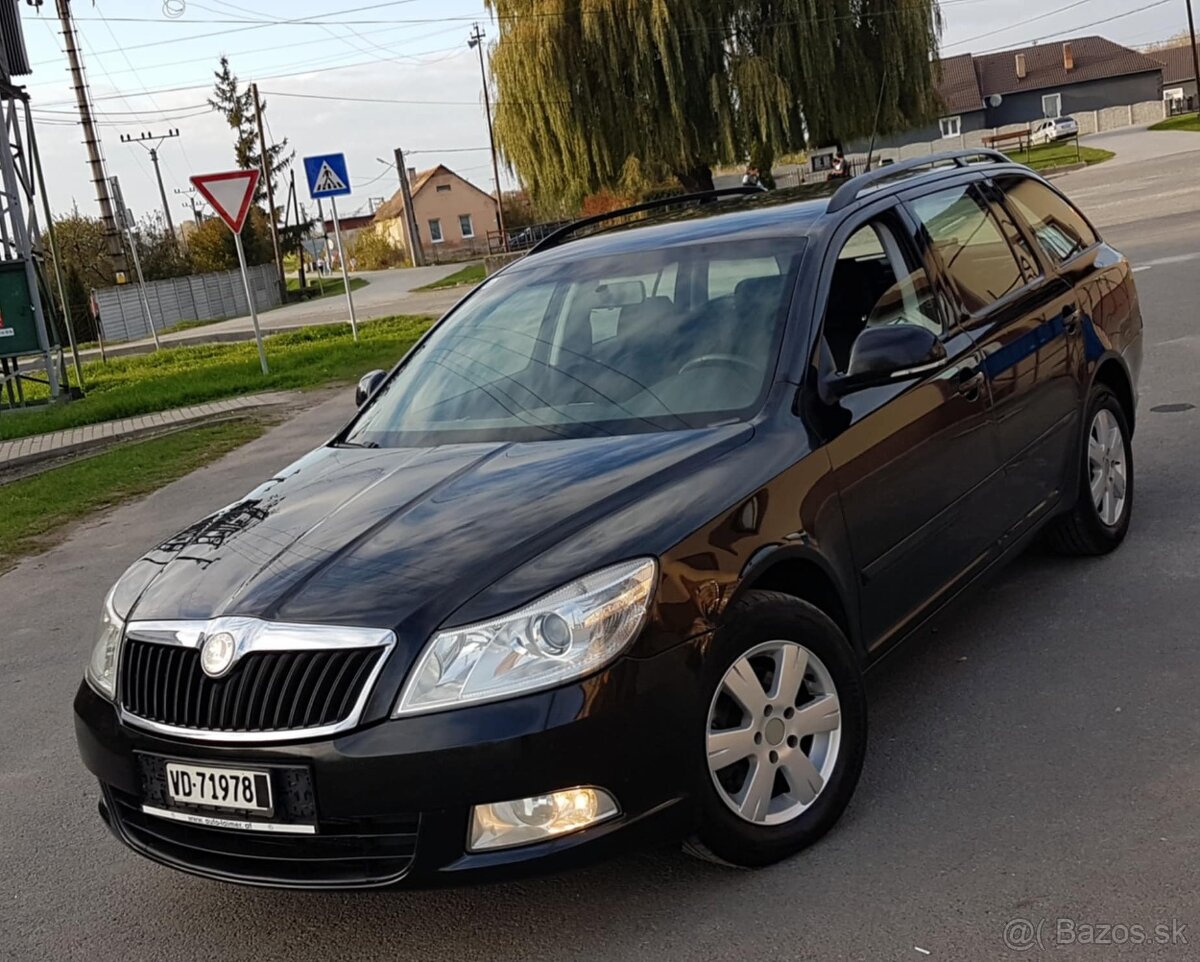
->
(304, 153), (351, 199)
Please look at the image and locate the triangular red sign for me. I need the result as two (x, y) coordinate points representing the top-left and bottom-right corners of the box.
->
(190, 169), (260, 233)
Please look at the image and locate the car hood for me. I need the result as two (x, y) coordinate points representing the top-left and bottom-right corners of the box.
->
(117, 427), (753, 639)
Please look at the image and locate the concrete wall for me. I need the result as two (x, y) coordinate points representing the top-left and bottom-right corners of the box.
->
(95, 263), (279, 344)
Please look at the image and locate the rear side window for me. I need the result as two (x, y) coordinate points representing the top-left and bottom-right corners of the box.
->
(908, 184), (1026, 314)
(997, 176), (1097, 265)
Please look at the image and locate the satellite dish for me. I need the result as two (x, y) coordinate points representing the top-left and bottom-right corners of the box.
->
(988, 94), (1003, 108)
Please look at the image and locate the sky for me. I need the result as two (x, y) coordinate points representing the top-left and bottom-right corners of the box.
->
(18, 0), (1196, 224)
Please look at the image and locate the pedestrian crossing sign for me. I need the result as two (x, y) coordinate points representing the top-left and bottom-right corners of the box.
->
(304, 153), (352, 198)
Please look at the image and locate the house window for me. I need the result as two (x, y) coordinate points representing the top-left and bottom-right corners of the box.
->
(458, 214), (474, 239)
(428, 218), (443, 243)
(1042, 93), (1062, 118)
(939, 116), (962, 139)
(436, 184), (451, 193)
(1164, 87), (1185, 102)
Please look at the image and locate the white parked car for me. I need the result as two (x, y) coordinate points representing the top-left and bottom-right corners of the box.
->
(1031, 116), (1079, 145)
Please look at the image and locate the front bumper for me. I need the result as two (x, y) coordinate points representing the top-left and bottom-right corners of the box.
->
(74, 639), (702, 889)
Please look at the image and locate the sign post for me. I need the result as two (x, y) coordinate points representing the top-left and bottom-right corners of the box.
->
(110, 175), (160, 351)
(304, 153), (357, 342)
(190, 169), (268, 374)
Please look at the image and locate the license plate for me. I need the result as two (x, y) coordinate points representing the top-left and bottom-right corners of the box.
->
(165, 762), (272, 814)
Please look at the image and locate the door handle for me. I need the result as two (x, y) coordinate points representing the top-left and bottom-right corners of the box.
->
(956, 367), (986, 400)
(1061, 304), (1080, 335)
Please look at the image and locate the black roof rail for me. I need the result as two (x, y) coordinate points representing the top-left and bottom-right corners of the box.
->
(528, 185), (768, 254)
(826, 149), (1012, 213)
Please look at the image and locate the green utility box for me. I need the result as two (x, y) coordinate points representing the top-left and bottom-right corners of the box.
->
(0, 259), (44, 357)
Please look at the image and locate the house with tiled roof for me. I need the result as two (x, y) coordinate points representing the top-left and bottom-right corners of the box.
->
(373, 164), (499, 260)
(1153, 42), (1200, 108)
(854, 36), (1166, 158)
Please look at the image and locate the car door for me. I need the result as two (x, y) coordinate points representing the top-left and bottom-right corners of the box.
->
(901, 178), (1080, 542)
(810, 201), (1004, 651)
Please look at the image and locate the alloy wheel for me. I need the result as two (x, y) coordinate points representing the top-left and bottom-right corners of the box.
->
(1088, 408), (1128, 527)
(706, 640), (842, 825)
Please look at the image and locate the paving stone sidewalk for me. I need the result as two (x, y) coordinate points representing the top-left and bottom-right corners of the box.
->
(0, 391), (300, 476)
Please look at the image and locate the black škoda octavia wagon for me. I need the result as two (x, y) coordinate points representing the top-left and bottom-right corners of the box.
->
(76, 151), (1142, 887)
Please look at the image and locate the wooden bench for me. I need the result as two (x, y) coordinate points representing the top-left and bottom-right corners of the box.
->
(982, 128), (1032, 153)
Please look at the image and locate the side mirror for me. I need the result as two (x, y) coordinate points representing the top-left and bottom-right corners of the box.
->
(355, 369), (387, 407)
(827, 325), (946, 397)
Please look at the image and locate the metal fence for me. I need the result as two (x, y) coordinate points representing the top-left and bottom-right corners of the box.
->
(95, 263), (280, 344)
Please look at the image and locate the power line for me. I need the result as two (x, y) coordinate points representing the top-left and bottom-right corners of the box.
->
(943, 0), (1093, 50)
(969, 0), (1177, 54)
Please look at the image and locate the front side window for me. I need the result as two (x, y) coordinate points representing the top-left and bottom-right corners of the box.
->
(909, 185), (1026, 315)
(822, 220), (945, 372)
(459, 214), (474, 238)
(997, 175), (1098, 265)
(344, 238), (805, 446)
(939, 116), (961, 139)
(428, 218), (443, 243)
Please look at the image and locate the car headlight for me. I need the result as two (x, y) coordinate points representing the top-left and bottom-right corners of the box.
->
(394, 558), (657, 716)
(85, 587), (125, 701)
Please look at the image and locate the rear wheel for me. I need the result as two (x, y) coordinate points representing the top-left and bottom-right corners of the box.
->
(1045, 385), (1133, 555)
(686, 591), (866, 867)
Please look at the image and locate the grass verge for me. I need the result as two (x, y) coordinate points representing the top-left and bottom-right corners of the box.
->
(0, 315), (432, 442)
(1004, 142), (1114, 171)
(415, 263), (486, 291)
(1149, 113), (1200, 132)
(287, 275), (369, 299)
(0, 419), (267, 571)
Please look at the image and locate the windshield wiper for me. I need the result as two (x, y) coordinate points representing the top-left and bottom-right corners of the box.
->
(333, 440), (380, 449)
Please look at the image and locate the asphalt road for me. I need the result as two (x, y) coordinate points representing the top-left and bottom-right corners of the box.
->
(3, 139), (1199, 962)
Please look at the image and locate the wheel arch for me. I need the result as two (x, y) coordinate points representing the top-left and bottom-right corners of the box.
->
(727, 544), (860, 653)
(1092, 354), (1136, 435)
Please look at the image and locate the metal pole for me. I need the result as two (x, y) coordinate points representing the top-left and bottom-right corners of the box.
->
(394, 147), (425, 267)
(1188, 0), (1200, 116)
(54, 0), (127, 278)
(233, 231), (269, 374)
(471, 24), (507, 251)
(865, 68), (887, 172)
(25, 95), (83, 388)
(290, 168), (307, 291)
(125, 228), (160, 351)
(329, 197), (358, 341)
(250, 83), (287, 303)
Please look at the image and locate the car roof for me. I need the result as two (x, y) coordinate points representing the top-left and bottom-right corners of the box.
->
(515, 186), (833, 268)
(514, 151), (1033, 269)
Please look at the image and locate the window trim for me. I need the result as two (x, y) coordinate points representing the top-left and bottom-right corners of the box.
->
(1041, 92), (1062, 119)
(1163, 87), (1185, 102)
(458, 213), (475, 239)
(939, 115), (962, 139)
(428, 218), (444, 244)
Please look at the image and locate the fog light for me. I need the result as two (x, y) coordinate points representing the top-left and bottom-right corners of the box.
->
(468, 787), (619, 851)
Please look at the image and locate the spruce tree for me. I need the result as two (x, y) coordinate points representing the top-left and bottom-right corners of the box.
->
(208, 56), (294, 203)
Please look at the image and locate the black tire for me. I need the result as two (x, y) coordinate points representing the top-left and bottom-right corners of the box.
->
(1044, 385), (1133, 556)
(685, 590), (866, 868)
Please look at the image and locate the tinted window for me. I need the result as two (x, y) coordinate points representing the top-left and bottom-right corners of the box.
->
(345, 239), (804, 446)
(909, 185), (1025, 314)
(998, 176), (1097, 264)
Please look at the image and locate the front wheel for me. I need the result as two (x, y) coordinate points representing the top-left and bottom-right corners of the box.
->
(1044, 385), (1133, 555)
(686, 590), (866, 867)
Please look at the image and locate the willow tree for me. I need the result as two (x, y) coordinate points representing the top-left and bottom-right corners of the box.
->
(487, 0), (943, 207)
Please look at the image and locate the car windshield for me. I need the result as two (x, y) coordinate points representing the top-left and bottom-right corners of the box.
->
(344, 237), (804, 446)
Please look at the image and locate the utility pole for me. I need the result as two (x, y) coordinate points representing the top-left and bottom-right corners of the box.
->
(393, 147), (425, 267)
(250, 82), (287, 302)
(120, 129), (180, 241)
(54, 0), (127, 278)
(1187, 0), (1200, 115)
(468, 24), (508, 252)
(175, 187), (201, 225)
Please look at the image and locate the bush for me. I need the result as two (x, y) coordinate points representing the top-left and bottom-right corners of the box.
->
(350, 228), (408, 270)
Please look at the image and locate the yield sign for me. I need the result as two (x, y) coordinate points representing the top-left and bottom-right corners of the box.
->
(190, 169), (260, 233)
